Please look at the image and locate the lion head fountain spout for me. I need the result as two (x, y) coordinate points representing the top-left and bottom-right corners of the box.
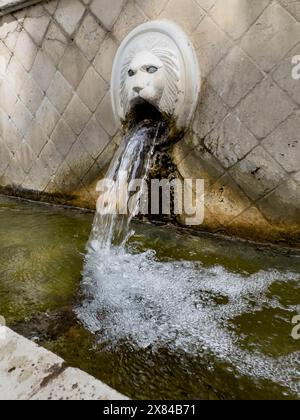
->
(111, 20), (201, 136)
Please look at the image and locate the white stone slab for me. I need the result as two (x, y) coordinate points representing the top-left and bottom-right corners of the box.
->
(0, 328), (128, 400)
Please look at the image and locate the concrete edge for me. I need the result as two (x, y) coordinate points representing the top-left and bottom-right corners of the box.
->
(0, 327), (129, 400)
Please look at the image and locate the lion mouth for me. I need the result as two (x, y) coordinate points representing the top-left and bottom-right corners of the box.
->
(127, 99), (162, 126)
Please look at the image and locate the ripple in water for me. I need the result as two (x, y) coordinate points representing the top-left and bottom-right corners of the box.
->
(77, 245), (300, 397)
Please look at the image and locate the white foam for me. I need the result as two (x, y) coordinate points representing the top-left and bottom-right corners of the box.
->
(77, 247), (300, 396)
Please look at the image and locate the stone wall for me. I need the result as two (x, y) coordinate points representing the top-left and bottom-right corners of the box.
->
(0, 0), (299, 247)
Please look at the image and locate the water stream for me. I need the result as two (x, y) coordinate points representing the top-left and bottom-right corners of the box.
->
(90, 121), (161, 249)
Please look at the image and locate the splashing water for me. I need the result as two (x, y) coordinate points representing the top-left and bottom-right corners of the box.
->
(78, 245), (300, 397)
(78, 121), (300, 398)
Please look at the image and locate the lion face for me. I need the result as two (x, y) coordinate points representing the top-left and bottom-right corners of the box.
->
(120, 42), (180, 119)
(126, 51), (165, 110)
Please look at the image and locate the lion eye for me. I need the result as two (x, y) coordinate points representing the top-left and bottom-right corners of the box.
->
(147, 66), (158, 74)
(128, 69), (135, 77)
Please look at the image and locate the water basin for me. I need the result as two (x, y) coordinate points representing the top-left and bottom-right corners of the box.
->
(0, 195), (299, 400)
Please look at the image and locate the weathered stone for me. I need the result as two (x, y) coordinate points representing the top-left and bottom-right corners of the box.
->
(294, 171), (300, 185)
(51, 118), (76, 157)
(205, 174), (251, 225)
(160, 0), (205, 35)
(258, 178), (300, 227)
(64, 137), (93, 179)
(210, 0), (271, 40)
(0, 113), (22, 155)
(263, 114), (300, 173)
(47, 71), (73, 114)
(75, 13), (106, 61)
(77, 66), (108, 112)
(63, 94), (91, 135)
(137, 0), (168, 19)
(24, 120), (48, 156)
(5, 55), (27, 92)
(204, 113), (258, 168)
(0, 40), (11, 77)
(227, 206), (278, 242)
(0, 79), (18, 116)
(93, 35), (118, 83)
(193, 85), (228, 138)
(0, 328), (127, 400)
(229, 146), (287, 201)
(43, 0), (58, 15)
(49, 159), (80, 193)
(58, 45), (89, 88)
(95, 91), (119, 137)
(0, 0), (300, 246)
(0, 14), (20, 51)
(23, 5), (50, 45)
(42, 21), (68, 66)
(90, 0), (125, 31)
(11, 99), (33, 136)
(2, 155), (27, 186)
(0, 138), (11, 174)
(113, 1), (147, 42)
(176, 141), (224, 190)
(236, 78), (296, 139)
(36, 97), (60, 137)
(209, 46), (263, 107)
(31, 49), (56, 92)
(39, 139), (63, 175)
(195, 0), (216, 11)
(241, 3), (300, 71)
(79, 115), (110, 159)
(14, 139), (34, 173)
(278, 0), (300, 22)
(19, 73), (44, 115)
(26, 156), (52, 191)
(193, 16), (232, 78)
(14, 29), (37, 71)
(272, 44), (300, 106)
(54, 0), (85, 36)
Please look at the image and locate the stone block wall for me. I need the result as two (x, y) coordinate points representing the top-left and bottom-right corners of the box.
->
(0, 0), (299, 246)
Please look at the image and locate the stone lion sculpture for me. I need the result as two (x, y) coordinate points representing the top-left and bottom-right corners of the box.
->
(120, 38), (180, 118)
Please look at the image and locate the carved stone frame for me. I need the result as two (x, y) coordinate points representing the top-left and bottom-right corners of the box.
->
(111, 20), (201, 131)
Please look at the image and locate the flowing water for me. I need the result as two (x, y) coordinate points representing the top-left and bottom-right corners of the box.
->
(90, 122), (160, 249)
(0, 195), (300, 399)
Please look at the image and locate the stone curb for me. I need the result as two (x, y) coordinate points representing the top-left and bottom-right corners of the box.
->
(0, 327), (128, 400)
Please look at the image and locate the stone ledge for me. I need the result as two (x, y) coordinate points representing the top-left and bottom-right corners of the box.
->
(0, 327), (128, 400)
(0, 0), (43, 16)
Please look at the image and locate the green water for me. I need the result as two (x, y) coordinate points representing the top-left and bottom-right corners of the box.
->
(0, 195), (299, 400)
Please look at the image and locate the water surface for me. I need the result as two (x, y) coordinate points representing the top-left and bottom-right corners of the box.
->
(0, 195), (299, 400)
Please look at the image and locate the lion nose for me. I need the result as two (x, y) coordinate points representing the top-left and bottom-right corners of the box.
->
(133, 86), (143, 94)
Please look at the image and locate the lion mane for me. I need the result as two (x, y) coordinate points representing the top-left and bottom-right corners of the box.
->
(120, 37), (180, 118)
